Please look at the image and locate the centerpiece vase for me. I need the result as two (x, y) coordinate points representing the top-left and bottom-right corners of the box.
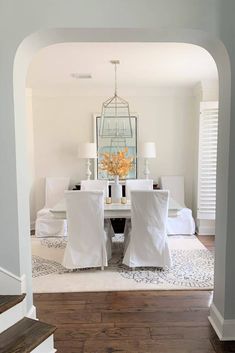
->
(111, 175), (122, 203)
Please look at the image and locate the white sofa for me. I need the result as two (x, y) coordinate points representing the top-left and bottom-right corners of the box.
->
(160, 176), (195, 235)
(35, 177), (70, 237)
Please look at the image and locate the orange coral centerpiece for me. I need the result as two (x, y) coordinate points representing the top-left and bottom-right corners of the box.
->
(100, 147), (133, 179)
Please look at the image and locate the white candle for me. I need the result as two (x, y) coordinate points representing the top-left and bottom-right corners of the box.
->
(106, 197), (112, 204)
(121, 197), (127, 204)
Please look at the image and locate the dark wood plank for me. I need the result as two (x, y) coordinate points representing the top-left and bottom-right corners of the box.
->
(211, 338), (235, 353)
(150, 326), (215, 339)
(0, 294), (26, 314)
(55, 324), (150, 341)
(83, 338), (215, 353)
(0, 317), (56, 353)
(36, 311), (101, 325)
(54, 340), (84, 353)
(101, 308), (210, 324)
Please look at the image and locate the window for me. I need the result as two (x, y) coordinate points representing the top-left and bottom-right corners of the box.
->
(197, 101), (218, 220)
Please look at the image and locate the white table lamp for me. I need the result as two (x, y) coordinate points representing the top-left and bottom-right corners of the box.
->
(139, 142), (156, 179)
(78, 142), (97, 180)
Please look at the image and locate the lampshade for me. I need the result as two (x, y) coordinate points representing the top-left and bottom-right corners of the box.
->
(78, 142), (97, 159)
(139, 142), (156, 158)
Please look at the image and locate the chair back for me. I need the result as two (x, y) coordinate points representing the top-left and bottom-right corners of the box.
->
(131, 190), (169, 242)
(122, 190), (171, 268)
(81, 180), (109, 198)
(45, 177), (70, 208)
(125, 179), (153, 200)
(63, 191), (105, 268)
(160, 175), (185, 207)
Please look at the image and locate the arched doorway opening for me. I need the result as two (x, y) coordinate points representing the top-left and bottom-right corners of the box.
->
(13, 28), (231, 339)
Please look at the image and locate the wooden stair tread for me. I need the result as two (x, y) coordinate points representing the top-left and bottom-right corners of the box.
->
(0, 317), (56, 353)
(0, 294), (26, 314)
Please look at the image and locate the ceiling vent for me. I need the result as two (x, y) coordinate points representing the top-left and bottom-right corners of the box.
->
(70, 73), (92, 79)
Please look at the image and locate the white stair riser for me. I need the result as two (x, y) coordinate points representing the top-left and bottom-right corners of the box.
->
(0, 300), (25, 333)
(31, 335), (56, 353)
(0, 268), (26, 295)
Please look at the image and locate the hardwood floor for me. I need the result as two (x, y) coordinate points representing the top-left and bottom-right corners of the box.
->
(33, 235), (235, 353)
(198, 235), (215, 253)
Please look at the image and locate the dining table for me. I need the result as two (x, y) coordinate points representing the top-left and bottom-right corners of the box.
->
(50, 197), (182, 219)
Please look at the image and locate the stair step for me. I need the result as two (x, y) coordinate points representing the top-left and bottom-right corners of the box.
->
(0, 294), (26, 315)
(0, 317), (56, 353)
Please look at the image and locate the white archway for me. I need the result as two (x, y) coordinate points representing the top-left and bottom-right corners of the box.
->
(13, 28), (231, 338)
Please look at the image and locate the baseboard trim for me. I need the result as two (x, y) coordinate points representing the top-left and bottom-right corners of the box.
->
(209, 303), (235, 340)
(0, 266), (26, 295)
(26, 305), (37, 320)
(197, 225), (215, 235)
(196, 219), (215, 235)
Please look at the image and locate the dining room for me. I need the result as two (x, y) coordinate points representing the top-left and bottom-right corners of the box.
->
(26, 42), (218, 293)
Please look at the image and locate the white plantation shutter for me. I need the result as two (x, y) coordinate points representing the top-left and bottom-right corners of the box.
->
(197, 101), (218, 220)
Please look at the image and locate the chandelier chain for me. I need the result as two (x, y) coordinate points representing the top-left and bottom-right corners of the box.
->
(114, 62), (117, 96)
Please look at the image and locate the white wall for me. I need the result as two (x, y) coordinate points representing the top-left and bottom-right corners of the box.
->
(26, 89), (36, 230)
(28, 87), (199, 224)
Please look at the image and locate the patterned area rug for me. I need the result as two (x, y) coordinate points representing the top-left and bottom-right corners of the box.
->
(31, 234), (214, 292)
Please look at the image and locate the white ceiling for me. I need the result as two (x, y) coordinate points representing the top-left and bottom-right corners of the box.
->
(27, 42), (218, 92)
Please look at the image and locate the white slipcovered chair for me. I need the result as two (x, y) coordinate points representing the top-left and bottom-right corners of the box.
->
(124, 179), (153, 238)
(35, 177), (70, 237)
(62, 191), (111, 269)
(160, 176), (195, 235)
(81, 179), (114, 237)
(125, 179), (153, 200)
(81, 180), (109, 197)
(123, 190), (172, 268)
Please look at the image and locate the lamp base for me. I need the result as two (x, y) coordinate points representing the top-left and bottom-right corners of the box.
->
(143, 158), (150, 179)
(86, 158), (92, 180)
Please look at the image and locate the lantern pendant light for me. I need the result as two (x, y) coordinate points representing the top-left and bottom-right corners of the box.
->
(99, 60), (133, 138)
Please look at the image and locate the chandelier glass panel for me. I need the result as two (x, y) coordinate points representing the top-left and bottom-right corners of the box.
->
(99, 60), (133, 138)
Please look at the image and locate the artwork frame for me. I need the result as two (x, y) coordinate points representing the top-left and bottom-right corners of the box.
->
(94, 114), (138, 180)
